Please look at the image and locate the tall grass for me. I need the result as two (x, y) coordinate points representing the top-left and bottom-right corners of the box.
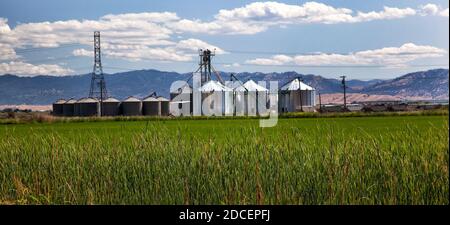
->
(0, 117), (448, 204)
(1, 108), (448, 125)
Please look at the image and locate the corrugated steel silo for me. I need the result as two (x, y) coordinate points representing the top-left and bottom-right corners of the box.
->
(52, 99), (65, 116)
(63, 99), (76, 116)
(170, 83), (192, 116)
(121, 96), (142, 116)
(101, 97), (121, 116)
(74, 98), (82, 116)
(142, 96), (160, 116)
(78, 97), (99, 117)
(157, 97), (170, 116)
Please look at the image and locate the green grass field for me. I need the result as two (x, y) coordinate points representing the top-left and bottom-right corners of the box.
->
(0, 115), (448, 204)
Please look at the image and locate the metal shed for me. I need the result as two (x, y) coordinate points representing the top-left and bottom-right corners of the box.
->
(279, 78), (316, 112)
(121, 96), (142, 116)
(157, 97), (170, 116)
(142, 96), (160, 116)
(52, 99), (65, 116)
(77, 97), (99, 117)
(63, 98), (76, 116)
(101, 97), (121, 116)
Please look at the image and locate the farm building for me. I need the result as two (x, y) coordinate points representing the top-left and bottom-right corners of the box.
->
(101, 97), (121, 116)
(63, 99), (77, 116)
(279, 78), (316, 112)
(52, 99), (65, 116)
(170, 83), (193, 116)
(199, 80), (233, 116)
(121, 96), (142, 116)
(235, 80), (268, 116)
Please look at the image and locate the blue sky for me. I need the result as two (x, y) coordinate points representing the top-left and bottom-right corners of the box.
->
(0, 0), (448, 80)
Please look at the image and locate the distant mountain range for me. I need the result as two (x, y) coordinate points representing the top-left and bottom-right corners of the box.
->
(0, 68), (448, 105)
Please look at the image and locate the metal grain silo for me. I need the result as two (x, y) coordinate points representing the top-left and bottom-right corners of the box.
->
(235, 80), (268, 116)
(78, 97), (99, 117)
(199, 80), (233, 116)
(52, 99), (65, 116)
(121, 96), (142, 116)
(63, 98), (76, 116)
(101, 97), (120, 116)
(74, 98), (82, 116)
(170, 82), (192, 116)
(142, 96), (160, 116)
(157, 97), (170, 116)
(279, 78), (316, 112)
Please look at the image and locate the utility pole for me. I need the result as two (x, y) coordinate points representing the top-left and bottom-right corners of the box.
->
(89, 31), (108, 116)
(298, 77), (303, 112)
(340, 75), (347, 111)
(318, 92), (322, 112)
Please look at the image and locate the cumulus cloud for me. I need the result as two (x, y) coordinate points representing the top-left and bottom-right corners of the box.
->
(72, 48), (92, 57)
(419, 4), (449, 16)
(0, 43), (18, 61)
(72, 38), (225, 62)
(0, 61), (74, 76)
(0, 2), (447, 76)
(245, 43), (447, 66)
(223, 63), (241, 68)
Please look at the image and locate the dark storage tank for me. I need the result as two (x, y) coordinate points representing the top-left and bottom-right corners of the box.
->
(157, 97), (170, 116)
(101, 97), (120, 116)
(74, 98), (82, 116)
(121, 96), (142, 116)
(142, 96), (160, 116)
(52, 99), (65, 116)
(62, 99), (76, 116)
(78, 97), (99, 117)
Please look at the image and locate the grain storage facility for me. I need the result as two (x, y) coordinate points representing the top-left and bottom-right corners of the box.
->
(170, 83), (192, 116)
(157, 97), (170, 116)
(121, 96), (142, 116)
(235, 80), (268, 116)
(74, 98), (82, 116)
(101, 97), (121, 116)
(199, 80), (233, 116)
(78, 97), (99, 117)
(279, 78), (316, 112)
(52, 99), (65, 116)
(142, 96), (160, 116)
(226, 81), (246, 116)
(63, 98), (76, 116)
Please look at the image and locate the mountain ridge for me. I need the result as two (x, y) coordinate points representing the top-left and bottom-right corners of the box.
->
(0, 68), (448, 105)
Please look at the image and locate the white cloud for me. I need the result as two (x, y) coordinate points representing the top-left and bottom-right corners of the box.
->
(0, 61), (73, 76)
(173, 38), (226, 54)
(245, 43), (447, 66)
(0, 1), (447, 76)
(223, 63), (241, 68)
(441, 8), (449, 17)
(355, 6), (416, 22)
(72, 49), (92, 57)
(420, 4), (440, 15)
(0, 43), (18, 61)
(419, 4), (449, 17)
(72, 38), (225, 62)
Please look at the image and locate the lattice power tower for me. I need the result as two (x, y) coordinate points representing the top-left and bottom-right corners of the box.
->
(89, 31), (108, 100)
